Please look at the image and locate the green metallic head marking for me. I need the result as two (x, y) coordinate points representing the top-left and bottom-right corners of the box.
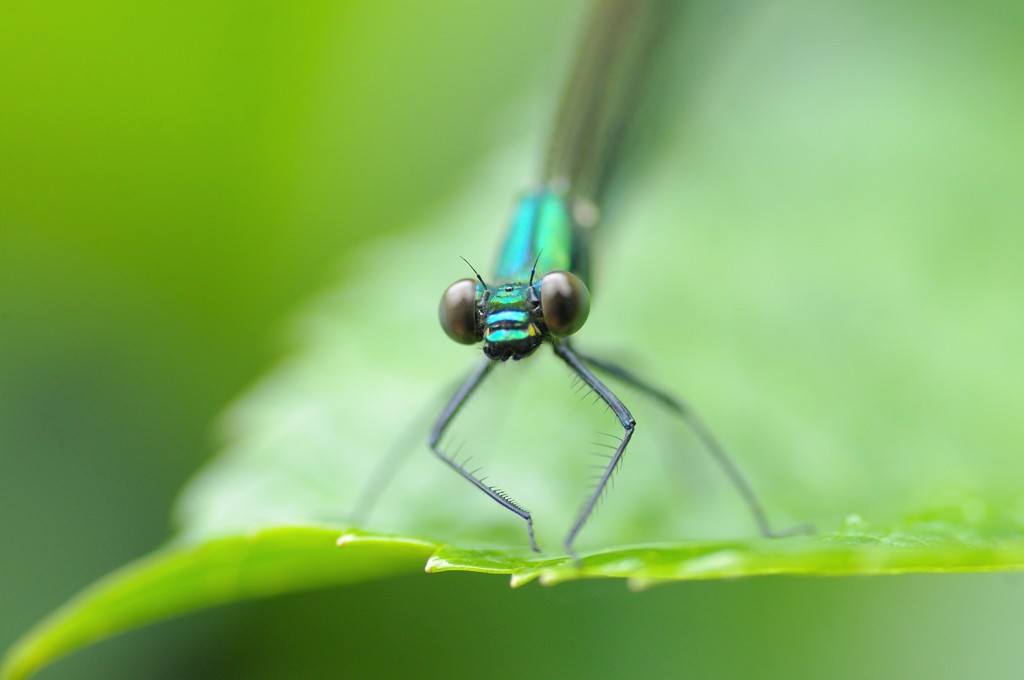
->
(481, 283), (544, 361)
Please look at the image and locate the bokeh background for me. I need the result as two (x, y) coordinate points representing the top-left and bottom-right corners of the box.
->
(4, 1), (1024, 678)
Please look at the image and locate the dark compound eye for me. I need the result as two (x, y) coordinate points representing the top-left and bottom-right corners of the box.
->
(540, 270), (590, 337)
(439, 278), (481, 344)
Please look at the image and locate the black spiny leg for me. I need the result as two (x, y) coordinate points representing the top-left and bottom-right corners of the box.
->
(574, 349), (814, 539)
(551, 341), (637, 561)
(430, 358), (540, 552)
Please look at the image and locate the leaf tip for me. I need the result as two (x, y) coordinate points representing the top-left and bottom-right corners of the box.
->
(424, 555), (451, 573)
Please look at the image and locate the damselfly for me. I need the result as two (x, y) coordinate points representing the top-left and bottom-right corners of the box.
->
(435, 0), (803, 558)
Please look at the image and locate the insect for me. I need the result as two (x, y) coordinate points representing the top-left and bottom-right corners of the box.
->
(434, 0), (803, 559)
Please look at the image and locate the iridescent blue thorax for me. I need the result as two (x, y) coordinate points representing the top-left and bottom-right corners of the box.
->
(477, 189), (588, 361)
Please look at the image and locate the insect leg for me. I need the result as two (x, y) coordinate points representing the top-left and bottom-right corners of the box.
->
(552, 341), (636, 561)
(575, 350), (813, 538)
(430, 358), (540, 552)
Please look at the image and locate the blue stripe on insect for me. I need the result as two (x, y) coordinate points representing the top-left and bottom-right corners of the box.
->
(486, 310), (531, 325)
(485, 328), (537, 344)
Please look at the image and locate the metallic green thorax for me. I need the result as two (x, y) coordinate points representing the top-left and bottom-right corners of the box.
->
(494, 189), (587, 284)
(477, 189), (589, 361)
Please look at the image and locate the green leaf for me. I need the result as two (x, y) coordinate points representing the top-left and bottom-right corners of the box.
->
(1, 528), (435, 680)
(7, 2), (1024, 678)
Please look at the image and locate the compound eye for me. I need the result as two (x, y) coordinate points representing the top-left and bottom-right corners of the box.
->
(439, 278), (481, 344)
(540, 271), (590, 337)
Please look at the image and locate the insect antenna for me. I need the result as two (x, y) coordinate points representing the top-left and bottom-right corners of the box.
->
(460, 256), (489, 289)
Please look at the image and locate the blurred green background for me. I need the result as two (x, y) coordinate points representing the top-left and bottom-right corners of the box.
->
(4, 1), (1024, 678)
